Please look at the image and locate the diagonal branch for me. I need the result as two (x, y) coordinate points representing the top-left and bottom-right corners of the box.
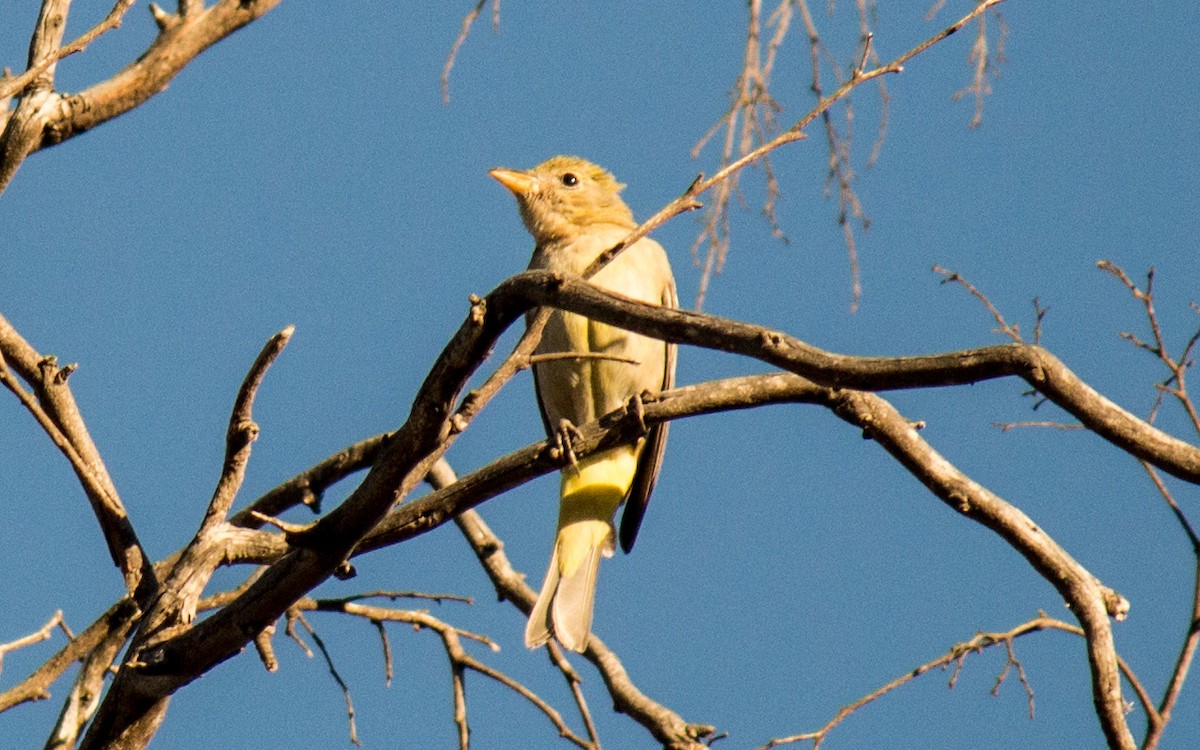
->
(448, 481), (714, 749)
(0, 0), (286, 195)
(78, 327), (295, 750)
(0, 313), (156, 599)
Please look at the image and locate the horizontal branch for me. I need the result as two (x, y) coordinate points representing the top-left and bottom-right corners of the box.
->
(492, 271), (1200, 485)
(357, 373), (827, 555)
(192, 373), (832, 567)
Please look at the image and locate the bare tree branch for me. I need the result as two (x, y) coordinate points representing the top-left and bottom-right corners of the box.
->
(449, 486), (714, 749)
(0, 314), (156, 599)
(0, 598), (138, 714)
(8, 5), (1189, 748)
(0, 0), (137, 103)
(78, 327), (295, 750)
(1, 0), (286, 194)
(441, 0), (500, 105)
(762, 614), (1133, 749)
(0, 612), (69, 676)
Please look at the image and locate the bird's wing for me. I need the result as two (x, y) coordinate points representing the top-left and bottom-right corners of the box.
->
(618, 277), (677, 553)
(530, 350), (555, 438)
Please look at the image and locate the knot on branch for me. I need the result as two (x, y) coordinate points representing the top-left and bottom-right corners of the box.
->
(231, 419), (259, 444)
(38, 355), (75, 385)
(1103, 588), (1130, 622)
(333, 561), (357, 581)
(448, 412), (469, 434)
(759, 330), (786, 350)
(468, 293), (486, 325)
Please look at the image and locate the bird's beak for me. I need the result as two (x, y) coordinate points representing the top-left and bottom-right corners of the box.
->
(489, 167), (538, 196)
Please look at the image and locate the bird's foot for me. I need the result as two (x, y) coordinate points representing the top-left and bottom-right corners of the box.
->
(628, 391), (651, 436)
(554, 419), (586, 469)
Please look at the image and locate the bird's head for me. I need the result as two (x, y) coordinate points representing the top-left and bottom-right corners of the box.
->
(489, 155), (636, 244)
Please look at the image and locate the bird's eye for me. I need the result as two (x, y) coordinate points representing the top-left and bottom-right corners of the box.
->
(561, 173), (578, 187)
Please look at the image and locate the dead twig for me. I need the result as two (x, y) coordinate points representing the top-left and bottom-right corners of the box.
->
(0, 612), (71, 675)
(441, 0), (500, 104)
(760, 614), (1133, 748)
(0, 0), (137, 101)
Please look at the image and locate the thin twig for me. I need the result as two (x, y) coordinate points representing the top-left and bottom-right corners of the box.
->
(0, 0), (136, 101)
(441, 0), (498, 104)
(323, 590), (474, 606)
(1137, 460), (1199, 750)
(992, 420), (1084, 432)
(299, 596), (591, 749)
(445, 476), (713, 748)
(933, 265), (1022, 342)
(0, 612), (69, 675)
(759, 615), (1129, 749)
(291, 611), (360, 746)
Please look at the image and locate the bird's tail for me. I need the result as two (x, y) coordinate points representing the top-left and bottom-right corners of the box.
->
(525, 445), (639, 652)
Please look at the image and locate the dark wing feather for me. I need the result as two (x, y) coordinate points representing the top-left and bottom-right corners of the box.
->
(527, 307), (557, 440)
(618, 278), (677, 553)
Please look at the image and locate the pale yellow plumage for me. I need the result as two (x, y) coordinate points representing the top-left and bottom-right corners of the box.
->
(489, 156), (676, 652)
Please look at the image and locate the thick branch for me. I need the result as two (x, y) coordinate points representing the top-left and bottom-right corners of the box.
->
(823, 389), (1132, 748)
(495, 272), (1200, 485)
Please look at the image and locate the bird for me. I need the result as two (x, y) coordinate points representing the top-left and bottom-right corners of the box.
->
(489, 155), (676, 652)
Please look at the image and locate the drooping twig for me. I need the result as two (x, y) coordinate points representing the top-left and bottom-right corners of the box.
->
(441, 0), (500, 104)
(297, 595), (591, 750)
(1138, 462), (1199, 750)
(290, 610), (360, 746)
(948, 5), (1008, 128)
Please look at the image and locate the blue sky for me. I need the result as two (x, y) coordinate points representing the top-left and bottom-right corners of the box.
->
(2, 2), (1198, 748)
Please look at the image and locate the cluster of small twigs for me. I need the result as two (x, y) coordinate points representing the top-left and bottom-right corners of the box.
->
(437, 0), (1008, 312)
(688, 0), (1006, 311)
(932, 260), (1200, 750)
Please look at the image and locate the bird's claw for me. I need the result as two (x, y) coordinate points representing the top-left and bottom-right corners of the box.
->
(628, 391), (651, 435)
(555, 419), (585, 469)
